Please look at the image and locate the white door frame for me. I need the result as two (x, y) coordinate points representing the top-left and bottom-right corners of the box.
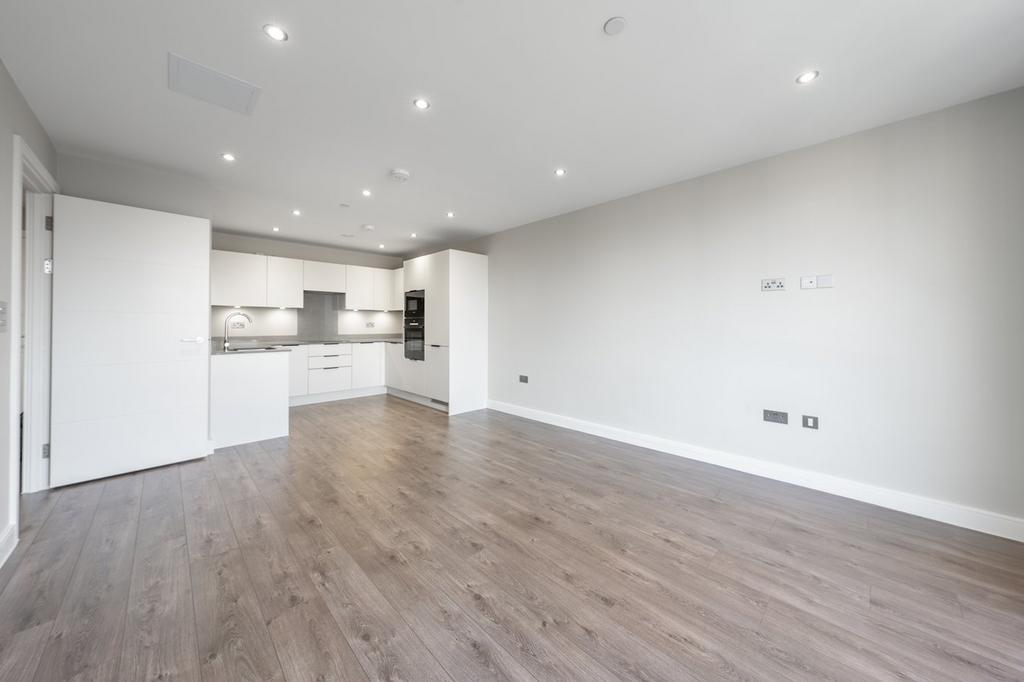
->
(9, 136), (58, 538)
(22, 192), (53, 493)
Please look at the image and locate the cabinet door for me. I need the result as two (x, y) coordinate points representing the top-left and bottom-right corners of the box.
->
(302, 260), (347, 293)
(406, 357), (427, 397)
(352, 342), (385, 388)
(266, 256), (304, 308)
(403, 255), (427, 291)
(372, 268), (392, 311)
(308, 366), (352, 393)
(424, 251), (449, 346)
(385, 342), (404, 390)
(211, 250), (267, 306)
(345, 265), (374, 310)
(425, 345), (449, 402)
(284, 345), (308, 396)
(392, 268), (404, 310)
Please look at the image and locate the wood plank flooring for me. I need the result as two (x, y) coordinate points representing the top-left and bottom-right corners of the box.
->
(1, 395), (1022, 681)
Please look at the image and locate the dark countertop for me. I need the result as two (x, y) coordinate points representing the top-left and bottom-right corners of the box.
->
(211, 334), (403, 355)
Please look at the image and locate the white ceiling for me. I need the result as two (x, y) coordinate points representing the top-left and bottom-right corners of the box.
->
(3, 1), (1024, 256)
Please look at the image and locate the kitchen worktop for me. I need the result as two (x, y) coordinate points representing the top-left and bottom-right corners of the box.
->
(210, 334), (403, 355)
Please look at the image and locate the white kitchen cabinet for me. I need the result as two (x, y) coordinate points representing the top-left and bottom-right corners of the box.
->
(345, 265), (374, 310)
(402, 254), (428, 291)
(283, 344), (309, 396)
(211, 250), (267, 306)
(405, 357), (427, 397)
(352, 342), (385, 388)
(372, 268), (393, 311)
(303, 260), (347, 293)
(308, 366), (352, 393)
(266, 256), (304, 308)
(425, 251), (450, 346)
(392, 268), (404, 310)
(385, 342), (405, 390)
(425, 345), (449, 402)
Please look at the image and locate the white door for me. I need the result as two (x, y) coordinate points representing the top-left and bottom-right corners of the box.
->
(50, 196), (211, 486)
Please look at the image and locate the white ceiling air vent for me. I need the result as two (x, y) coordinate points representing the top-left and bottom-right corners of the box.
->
(390, 168), (411, 183)
(167, 53), (262, 115)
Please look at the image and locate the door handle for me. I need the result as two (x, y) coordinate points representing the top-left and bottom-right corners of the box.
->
(180, 336), (205, 343)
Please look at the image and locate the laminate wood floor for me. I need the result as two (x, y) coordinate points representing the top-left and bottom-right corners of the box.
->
(1, 395), (1022, 681)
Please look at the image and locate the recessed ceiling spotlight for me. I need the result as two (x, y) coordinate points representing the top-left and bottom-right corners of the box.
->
(291, 209), (301, 216)
(411, 232), (417, 238)
(446, 211), (455, 218)
(554, 168), (567, 177)
(378, 243), (385, 249)
(272, 226), (280, 232)
(362, 224), (375, 231)
(263, 24), (288, 42)
(339, 202), (350, 208)
(603, 17), (627, 36)
(795, 70), (820, 85)
(221, 152), (236, 162)
(362, 189), (372, 197)
(413, 98), (430, 110)
(279, 306), (286, 310)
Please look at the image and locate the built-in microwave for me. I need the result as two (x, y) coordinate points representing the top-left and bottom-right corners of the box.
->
(405, 289), (424, 318)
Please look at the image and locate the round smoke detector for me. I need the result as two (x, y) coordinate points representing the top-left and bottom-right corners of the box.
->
(603, 16), (626, 36)
(390, 168), (411, 183)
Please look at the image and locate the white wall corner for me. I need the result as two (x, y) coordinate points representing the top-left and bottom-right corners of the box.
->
(486, 400), (1024, 543)
(0, 522), (17, 569)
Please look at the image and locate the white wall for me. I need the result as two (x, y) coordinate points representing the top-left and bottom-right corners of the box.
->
(0, 57), (56, 560)
(469, 88), (1024, 534)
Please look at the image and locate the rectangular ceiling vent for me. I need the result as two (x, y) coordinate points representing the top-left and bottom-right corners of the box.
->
(167, 52), (262, 115)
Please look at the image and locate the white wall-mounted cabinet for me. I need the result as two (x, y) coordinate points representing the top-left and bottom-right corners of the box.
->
(345, 265), (374, 310)
(373, 268), (393, 311)
(392, 268), (404, 309)
(211, 250), (267, 306)
(267, 256), (304, 308)
(302, 260), (347, 293)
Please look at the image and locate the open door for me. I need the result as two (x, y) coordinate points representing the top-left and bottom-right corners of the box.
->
(49, 196), (211, 486)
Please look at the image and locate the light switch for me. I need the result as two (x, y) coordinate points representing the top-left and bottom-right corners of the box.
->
(817, 274), (834, 288)
(800, 276), (817, 289)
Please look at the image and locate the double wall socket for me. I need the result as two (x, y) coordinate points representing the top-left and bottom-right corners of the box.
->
(761, 278), (786, 292)
(763, 409), (788, 424)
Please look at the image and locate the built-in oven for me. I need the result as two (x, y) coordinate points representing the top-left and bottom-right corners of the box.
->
(404, 290), (425, 360)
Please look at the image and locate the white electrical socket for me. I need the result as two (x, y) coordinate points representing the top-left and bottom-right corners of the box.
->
(761, 278), (786, 291)
(800, 276), (817, 289)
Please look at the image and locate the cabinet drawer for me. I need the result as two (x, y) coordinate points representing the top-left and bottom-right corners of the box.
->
(308, 354), (352, 369)
(307, 366), (352, 394)
(306, 343), (352, 357)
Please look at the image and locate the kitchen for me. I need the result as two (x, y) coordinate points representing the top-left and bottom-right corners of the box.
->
(210, 245), (488, 449)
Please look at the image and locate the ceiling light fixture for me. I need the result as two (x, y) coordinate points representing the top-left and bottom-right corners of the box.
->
(263, 24), (288, 41)
(279, 306), (286, 310)
(413, 97), (430, 110)
(411, 233), (417, 238)
(272, 226), (279, 232)
(378, 244), (385, 249)
(291, 209), (301, 216)
(362, 189), (372, 197)
(796, 70), (820, 85)
(603, 16), (627, 36)
(362, 224), (375, 231)
(446, 211), (455, 218)
(221, 152), (236, 162)
(554, 167), (567, 177)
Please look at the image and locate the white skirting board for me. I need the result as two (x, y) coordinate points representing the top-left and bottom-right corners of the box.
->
(487, 400), (1024, 542)
(290, 386), (387, 407)
(0, 523), (17, 570)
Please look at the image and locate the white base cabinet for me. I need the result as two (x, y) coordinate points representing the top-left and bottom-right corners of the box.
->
(425, 345), (449, 402)
(352, 342), (386, 388)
